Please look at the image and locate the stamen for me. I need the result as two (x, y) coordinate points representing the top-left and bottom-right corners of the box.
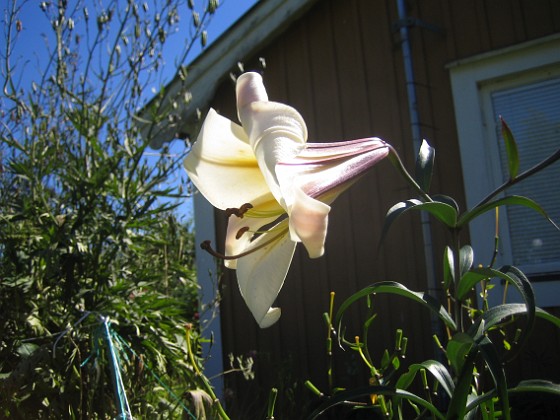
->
(200, 226), (288, 261)
(225, 203), (253, 218)
(236, 226), (250, 239)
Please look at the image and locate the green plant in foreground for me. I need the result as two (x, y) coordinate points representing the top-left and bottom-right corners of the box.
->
(0, 0), (222, 417)
(305, 119), (560, 419)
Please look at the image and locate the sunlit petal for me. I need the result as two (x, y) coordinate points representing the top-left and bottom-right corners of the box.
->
(237, 73), (307, 207)
(288, 186), (330, 258)
(277, 138), (389, 202)
(236, 72), (269, 113)
(184, 109), (270, 209)
(236, 219), (296, 328)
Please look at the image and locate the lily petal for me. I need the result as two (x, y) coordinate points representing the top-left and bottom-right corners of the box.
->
(277, 138), (389, 202)
(184, 109), (271, 209)
(236, 73), (308, 208)
(236, 72), (269, 113)
(235, 219), (296, 328)
(288, 186), (330, 258)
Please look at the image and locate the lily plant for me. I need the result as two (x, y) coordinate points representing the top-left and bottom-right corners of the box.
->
(184, 72), (389, 327)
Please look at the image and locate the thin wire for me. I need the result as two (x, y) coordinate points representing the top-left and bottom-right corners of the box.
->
(112, 331), (197, 420)
(102, 317), (133, 420)
(56, 313), (197, 419)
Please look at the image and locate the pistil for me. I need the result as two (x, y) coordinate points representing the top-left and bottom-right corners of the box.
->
(200, 225), (288, 261)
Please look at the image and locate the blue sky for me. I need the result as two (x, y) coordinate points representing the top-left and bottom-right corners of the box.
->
(5, 0), (259, 220)
(7, 0), (258, 89)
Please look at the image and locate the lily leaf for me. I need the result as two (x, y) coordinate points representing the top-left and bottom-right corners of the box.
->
(415, 140), (435, 192)
(307, 385), (445, 420)
(443, 246), (454, 288)
(500, 116), (519, 180)
(468, 304), (558, 343)
(510, 379), (560, 395)
(446, 332), (474, 374)
(456, 270), (490, 301)
(458, 195), (559, 230)
(446, 344), (478, 420)
(335, 281), (457, 333)
(432, 194), (460, 212)
(477, 336), (510, 419)
(396, 360), (455, 399)
(466, 380), (560, 413)
(459, 245), (474, 280)
(381, 199), (458, 244)
(462, 266), (535, 355)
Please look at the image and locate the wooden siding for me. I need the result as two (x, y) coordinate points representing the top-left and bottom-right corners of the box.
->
(202, 0), (560, 417)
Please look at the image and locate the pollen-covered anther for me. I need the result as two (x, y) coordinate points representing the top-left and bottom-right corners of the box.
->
(236, 226), (250, 239)
(225, 202), (254, 218)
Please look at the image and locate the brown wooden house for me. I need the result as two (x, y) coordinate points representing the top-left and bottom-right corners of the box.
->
(144, 0), (560, 417)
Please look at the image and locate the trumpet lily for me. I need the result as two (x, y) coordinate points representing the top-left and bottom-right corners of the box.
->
(185, 72), (389, 328)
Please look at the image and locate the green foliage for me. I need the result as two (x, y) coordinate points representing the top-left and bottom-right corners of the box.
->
(304, 121), (560, 419)
(0, 0), (225, 417)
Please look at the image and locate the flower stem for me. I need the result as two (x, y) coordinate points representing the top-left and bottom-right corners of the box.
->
(387, 146), (433, 202)
(473, 148), (560, 209)
(185, 325), (230, 420)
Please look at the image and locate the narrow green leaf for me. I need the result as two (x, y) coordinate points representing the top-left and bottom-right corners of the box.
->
(307, 386), (445, 420)
(500, 116), (519, 179)
(381, 200), (458, 244)
(459, 245), (474, 279)
(443, 246), (455, 288)
(396, 360), (455, 399)
(456, 270), (489, 301)
(466, 380), (560, 413)
(458, 195), (559, 230)
(464, 266), (535, 352)
(446, 346), (478, 420)
(509, 379), (560, 395)
(335, 281), (457, 333)
(446, 333), (474, 374)
(468, 304), (558, 341)
(432, 194), (460, 212)
(415, 140), (435, 192)
(478, 336), (510, 420)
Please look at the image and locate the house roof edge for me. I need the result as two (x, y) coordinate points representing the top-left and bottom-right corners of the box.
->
(141, 0), (319, 148)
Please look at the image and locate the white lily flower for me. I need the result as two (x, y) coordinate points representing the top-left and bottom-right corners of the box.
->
(185, 72), (389, 328)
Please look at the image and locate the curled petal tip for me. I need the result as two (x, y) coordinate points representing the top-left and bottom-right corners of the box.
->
(236, 72), (268, 111)
(259, 307), (281, 328)
(288, 186), (330, 258)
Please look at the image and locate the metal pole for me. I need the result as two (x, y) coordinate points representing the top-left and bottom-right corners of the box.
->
(395, 0), (440, 324)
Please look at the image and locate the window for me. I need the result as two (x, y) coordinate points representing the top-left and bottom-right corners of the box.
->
(448, 34), (560, 308)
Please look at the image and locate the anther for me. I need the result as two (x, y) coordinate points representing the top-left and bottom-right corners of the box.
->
(225, 203), (253, 218)
(236, 226), (250, 239)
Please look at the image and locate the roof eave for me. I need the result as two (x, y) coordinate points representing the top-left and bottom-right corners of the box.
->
(139, 0), (318, 149)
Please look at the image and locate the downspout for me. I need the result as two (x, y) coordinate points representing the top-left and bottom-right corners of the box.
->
(395, 0), (440, 331)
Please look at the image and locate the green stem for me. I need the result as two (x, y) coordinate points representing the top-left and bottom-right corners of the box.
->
(473, 148), (560, 209)
(387, 146), (433, 203)
(185, 326), (230, 420)
(451, 230), (463, 332)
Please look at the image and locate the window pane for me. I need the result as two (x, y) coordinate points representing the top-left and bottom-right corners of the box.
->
(491, 78), (560, 270)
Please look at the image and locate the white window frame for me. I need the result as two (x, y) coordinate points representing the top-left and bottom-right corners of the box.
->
(448, 33), (560, 308)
